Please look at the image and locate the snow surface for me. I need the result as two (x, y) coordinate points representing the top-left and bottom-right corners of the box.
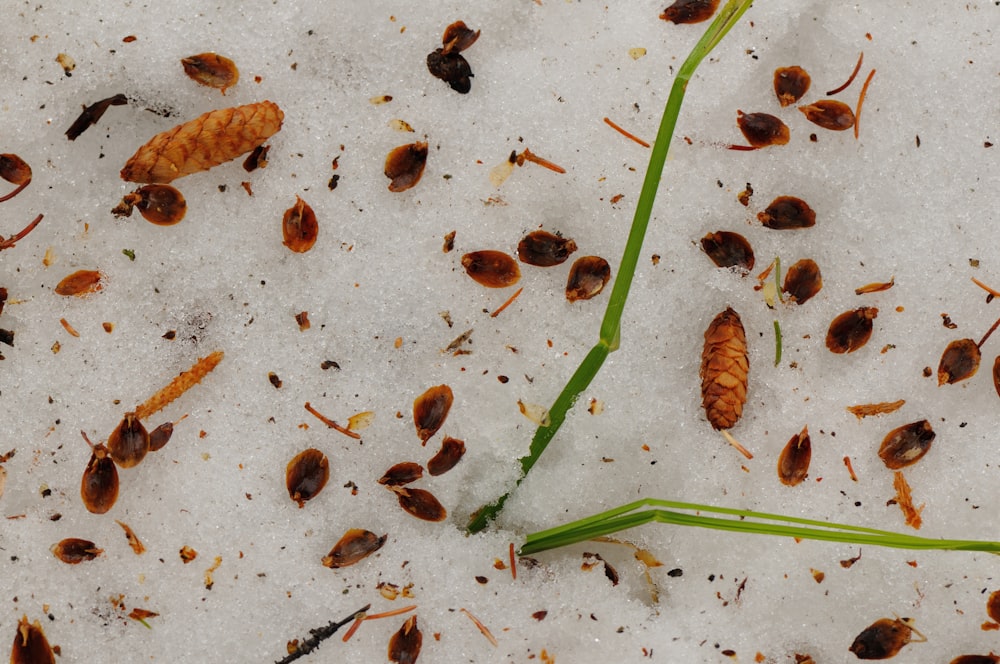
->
(1, 1), (999, 662)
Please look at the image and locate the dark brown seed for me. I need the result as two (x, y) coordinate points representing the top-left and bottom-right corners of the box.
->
(135, 184), (187, 225)
(782, 258), (822, 304)
(849, 617), (916, 659)
(517, 230), (577, 267)
(700, 231), (754, 272)
(826, 307), (878, 354)
(388, 615), (422, 664)
(54, 269), (103, 296)
(443, 230), (456, 253)
(461, 250), (521, 288)
(107, 412), (149, 468)
(392, 486), (447, 522)
(65, 93), (128, 140)
(777, 426), (811, 486)
(427, 437), (465, 476)
(10, 615), (56, 664)
(937, 338), (981, 385)
(413, 384), (454, 444)
(148, 422), (174, 452)
(994, 356), (1000, 400)
(81, 441), (119, 514)
(700, 308), (749, 431)
(737, 111), (790, 148)
(282, 195), (318, 253)
(385, 142), (429, 192)
(773, 66), (811, 107)
(442, 20), (480, 54)
(286, 448), (330, 508)
(379, 462), (424, 487)
(321, 529), (387, 568)
(427, 49), (473, 93)
(659, 0), (720, 24)
(758, 196), (816, 230)
(0, 153), (32, 186)
(878, 420), (935, 470)
(987, 589), (1000, 622)
(181, 53), (239, 94)
(950, 656), (1000, 664)
(242, 144), (269, 172)
(566, 256), (611, 302)
(799, 99), (855, 131)
(51, 537), (103, 564)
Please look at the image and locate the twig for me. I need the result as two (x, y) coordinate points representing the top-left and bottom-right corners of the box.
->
(603, 117), (651, 148)
(826, 51), (864, 95)
(854, 68), (876, 140)
(275, 604), (370, 664)
(304, 402), (361, 439)
(490, 287), (523, 318)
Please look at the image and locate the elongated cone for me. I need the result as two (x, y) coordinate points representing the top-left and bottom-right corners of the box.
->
(700, 308), (749, 430)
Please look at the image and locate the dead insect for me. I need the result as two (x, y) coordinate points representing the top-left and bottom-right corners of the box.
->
(799, 99), (856, 131)
(107, 412), (149, 468)
(65, 93), (128, 140)
(51, 537), (103, 564)
(517, 230), (577, 267)
(849, 616), (924, 660)
(700, 231), (754, 272)
(282, 195), (318, 253)
(659, 0), (720, 24)
(773, 66), (811, 107)
(181, 53), (239, 94)
(379, 462), (424, 487)
(826, 307), (878, 354)
(413, 384), (453, 444)
(700, 307), (749, 430)
(737, 111), (790, 148)
(391, 486), (447, 522)
(121, 100), (284, 184)
(286, 448), (330, 508)
(950, 656), (1000, 664)
(878, 420), (935, 470)
(782, 258), (822, 304)
(461, 250), (521, 288)
(565, 256), (611, 302)
(54, 269), (103, 297)
(0, 153), (32, 202)
(10, 615), (56, 664)
(321, 529), (387, 568)
(937, 338), (981, 385)
(384, 142), (428, 192)
(758, 196), (816, 229)
(427, 436), (465, 476)
(388, 614), (422, 664)
(112, 184), (187, 226)
(80, 431), (119, 514)
(777, 426), (811, 486)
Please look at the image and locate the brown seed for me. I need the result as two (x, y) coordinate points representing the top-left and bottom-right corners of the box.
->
(51, 537), (103, 564)
(427, 436), (465, 476)
(388, 615), (422, 664)
(987, 589), (1000, 623)
(517, 230), (578, 267)
(379, 462), (424, 487)
(773, 66), (811, 107)
(565, 256), (611, 302)
(441, 20), (480, 54)
(994, 356), (1000, 400)
(427, 49), (474, 93)
(461, 250), (520, 288)
(659, 0), (720, 24)
(700, 307), (749, 430)
(148, 421), (174, 452)
(799, 99), (856, 131)
(107, 412), (149, 468)
(849, 617), (919, 659)
(950, 656), (1000, 664)
(65, 93), (128, 141)
(879, 420), (935, 470)
(758, 196), (816, 230)
(133, 184), (187, 225)
(181, 53), (239, 94)
(937, 338), (981, 385)
(392, 486), (447, 522)
(286, 448), (330, 508)
(282, 195), (318, 253)
(385, 142), (428, 192)
(321, 528), (387, 568)
(81, 437), (119, 514)
(782, 258), (822, 304)
(54, 269), (103, 297)
(700, 231), (754, 272)
(737, 111), (790, 148)
(777, 426), (811, 486)
(413, 384), (454, 444)
(121, 101), (284, 184)
(10, 615), (56, 664)
(242, 144), (269, 172)
(0, 153), (32, 202)
(826, 307), (878, 354)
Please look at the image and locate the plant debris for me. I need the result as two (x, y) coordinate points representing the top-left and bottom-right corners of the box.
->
(112, 184), (187, 225)
(10, 615), (56, 664)
(282, 195), (318, 253)
(846, 400), (905, 420)
(65, 93), (128, 140)
(427, 20), (479, 93)
(388, 615), (422, 664)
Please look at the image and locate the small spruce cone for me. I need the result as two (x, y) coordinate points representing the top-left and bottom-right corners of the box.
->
(700, 307), (749, 430)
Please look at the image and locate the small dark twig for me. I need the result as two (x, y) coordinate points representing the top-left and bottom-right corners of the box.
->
(274, 604), (370, 664)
